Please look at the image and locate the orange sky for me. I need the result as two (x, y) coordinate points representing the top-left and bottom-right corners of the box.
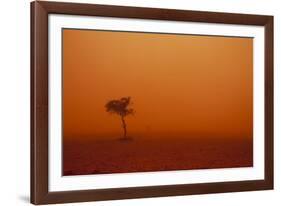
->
(63, 29), (253, 140)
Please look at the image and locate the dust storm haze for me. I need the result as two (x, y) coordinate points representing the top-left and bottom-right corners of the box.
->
(63, 29), (253, 140)
(63, 29), (253, 175)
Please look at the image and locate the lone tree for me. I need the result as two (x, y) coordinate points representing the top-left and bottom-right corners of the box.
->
(105, 97), (134, 140)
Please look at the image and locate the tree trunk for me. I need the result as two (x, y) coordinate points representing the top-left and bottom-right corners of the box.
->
(121, 116), (127, 139)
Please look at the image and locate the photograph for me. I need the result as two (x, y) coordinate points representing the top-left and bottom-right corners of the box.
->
(62, 29), (253, 176)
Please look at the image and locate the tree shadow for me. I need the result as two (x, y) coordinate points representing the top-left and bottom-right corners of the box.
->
(117, 136), (134, 142)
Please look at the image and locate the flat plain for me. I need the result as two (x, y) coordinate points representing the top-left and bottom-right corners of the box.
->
(63, 136), (253, 176)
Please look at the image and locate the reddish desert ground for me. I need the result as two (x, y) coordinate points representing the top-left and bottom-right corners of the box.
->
(63, 136), (253, 176)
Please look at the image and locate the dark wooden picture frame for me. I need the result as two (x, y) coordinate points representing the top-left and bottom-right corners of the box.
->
(31, 1), (274, 204)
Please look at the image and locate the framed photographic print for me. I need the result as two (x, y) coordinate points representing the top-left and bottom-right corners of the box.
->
(31, 1), (274, 204)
